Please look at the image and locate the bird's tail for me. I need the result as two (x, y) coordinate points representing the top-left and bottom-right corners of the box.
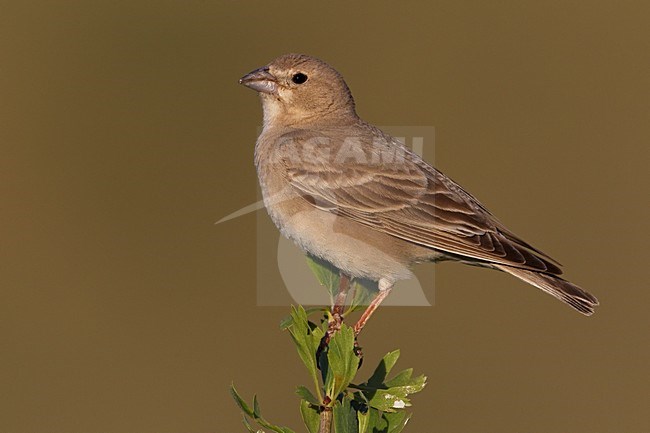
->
(493, 264), (599, 316)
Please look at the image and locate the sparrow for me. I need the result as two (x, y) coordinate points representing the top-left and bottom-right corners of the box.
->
(239, 53), (598, 331)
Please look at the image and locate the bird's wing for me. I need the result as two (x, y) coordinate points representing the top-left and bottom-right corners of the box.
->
(278, 129), (562, 275)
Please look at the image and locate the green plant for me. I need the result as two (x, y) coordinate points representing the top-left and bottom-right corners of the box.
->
(231, 257), (426, 433)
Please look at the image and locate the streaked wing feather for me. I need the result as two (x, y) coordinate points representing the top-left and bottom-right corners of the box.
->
(281, 134), (562, 275)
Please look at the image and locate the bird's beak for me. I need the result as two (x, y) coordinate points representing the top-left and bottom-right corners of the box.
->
(239, 67), (278, 94)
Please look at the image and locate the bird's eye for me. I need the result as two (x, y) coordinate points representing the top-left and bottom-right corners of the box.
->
(291, 73), (308, 84)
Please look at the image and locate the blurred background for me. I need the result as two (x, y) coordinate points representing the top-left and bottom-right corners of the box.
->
(1, 1), (648, 432)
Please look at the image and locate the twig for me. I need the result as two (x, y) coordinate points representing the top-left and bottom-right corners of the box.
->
(318, 407), (332, 433)
(320, 273), (351, 432)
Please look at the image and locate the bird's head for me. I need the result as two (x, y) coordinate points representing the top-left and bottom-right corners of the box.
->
(239, 53), (357, 127)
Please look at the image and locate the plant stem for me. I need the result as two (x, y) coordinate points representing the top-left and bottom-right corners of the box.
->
(318, 407), (332, 433)
(319, 274), (351, 433)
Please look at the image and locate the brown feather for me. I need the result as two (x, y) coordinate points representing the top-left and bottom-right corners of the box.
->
(493, 264), (599, 315)
(281, 126), (563, 275)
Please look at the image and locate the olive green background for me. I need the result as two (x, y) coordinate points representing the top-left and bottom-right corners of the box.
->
(1, 1), (648, 432)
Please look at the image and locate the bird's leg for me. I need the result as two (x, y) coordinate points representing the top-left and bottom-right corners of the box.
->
(327, 273), (350, 338)
(331, 273), (350, 318)
(353, 278), (393, 336)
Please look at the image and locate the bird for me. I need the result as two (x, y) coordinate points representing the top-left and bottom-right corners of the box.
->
(239, 53), (598, 331)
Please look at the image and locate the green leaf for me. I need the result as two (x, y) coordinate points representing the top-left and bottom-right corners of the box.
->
(299, 400), (320, 433)
(366, 388), (411, 412)
(387, 372), (427, 395)
(364, 370), (426, 413)
(230, 384), (254, 417)
(333, 396), (358, 433)
(279, 307), (325, 330)
(365, 374), (426, 412)
(230, 385), (297, 433)
(363, 409), (411, 433)
(253, 395), (261, 418)
(296, 386), (320, 406)
(384, 369), (413, 388)
(367, 350), (400, 387)
(352, 351), (427, 413)
(357, 409), (370, 433)
(325, 324), (358, 400)
(368, 408), (384, 431)
(306, 255), (340, 302)
(319, 344), (330, 388)
(241, 415), (257, 433)
(285, 306), (325, 402)
(345, 279), (378, 315)
(384, 411), (412, 433)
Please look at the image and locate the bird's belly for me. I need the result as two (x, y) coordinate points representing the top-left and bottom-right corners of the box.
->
(263, 193), (437, 282)
(288, 212), (414, 280)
